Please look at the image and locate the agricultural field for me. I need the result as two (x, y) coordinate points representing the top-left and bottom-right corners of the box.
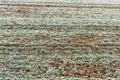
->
(0, 1), (120, 80)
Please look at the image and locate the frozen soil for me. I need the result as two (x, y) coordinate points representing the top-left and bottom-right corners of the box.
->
(0, 2), (120, 80)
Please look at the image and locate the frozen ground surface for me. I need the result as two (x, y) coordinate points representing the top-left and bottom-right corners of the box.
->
(0, 0), (120, 80)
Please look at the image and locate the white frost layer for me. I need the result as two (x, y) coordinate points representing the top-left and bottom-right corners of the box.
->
(0, 0), (120, 4)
